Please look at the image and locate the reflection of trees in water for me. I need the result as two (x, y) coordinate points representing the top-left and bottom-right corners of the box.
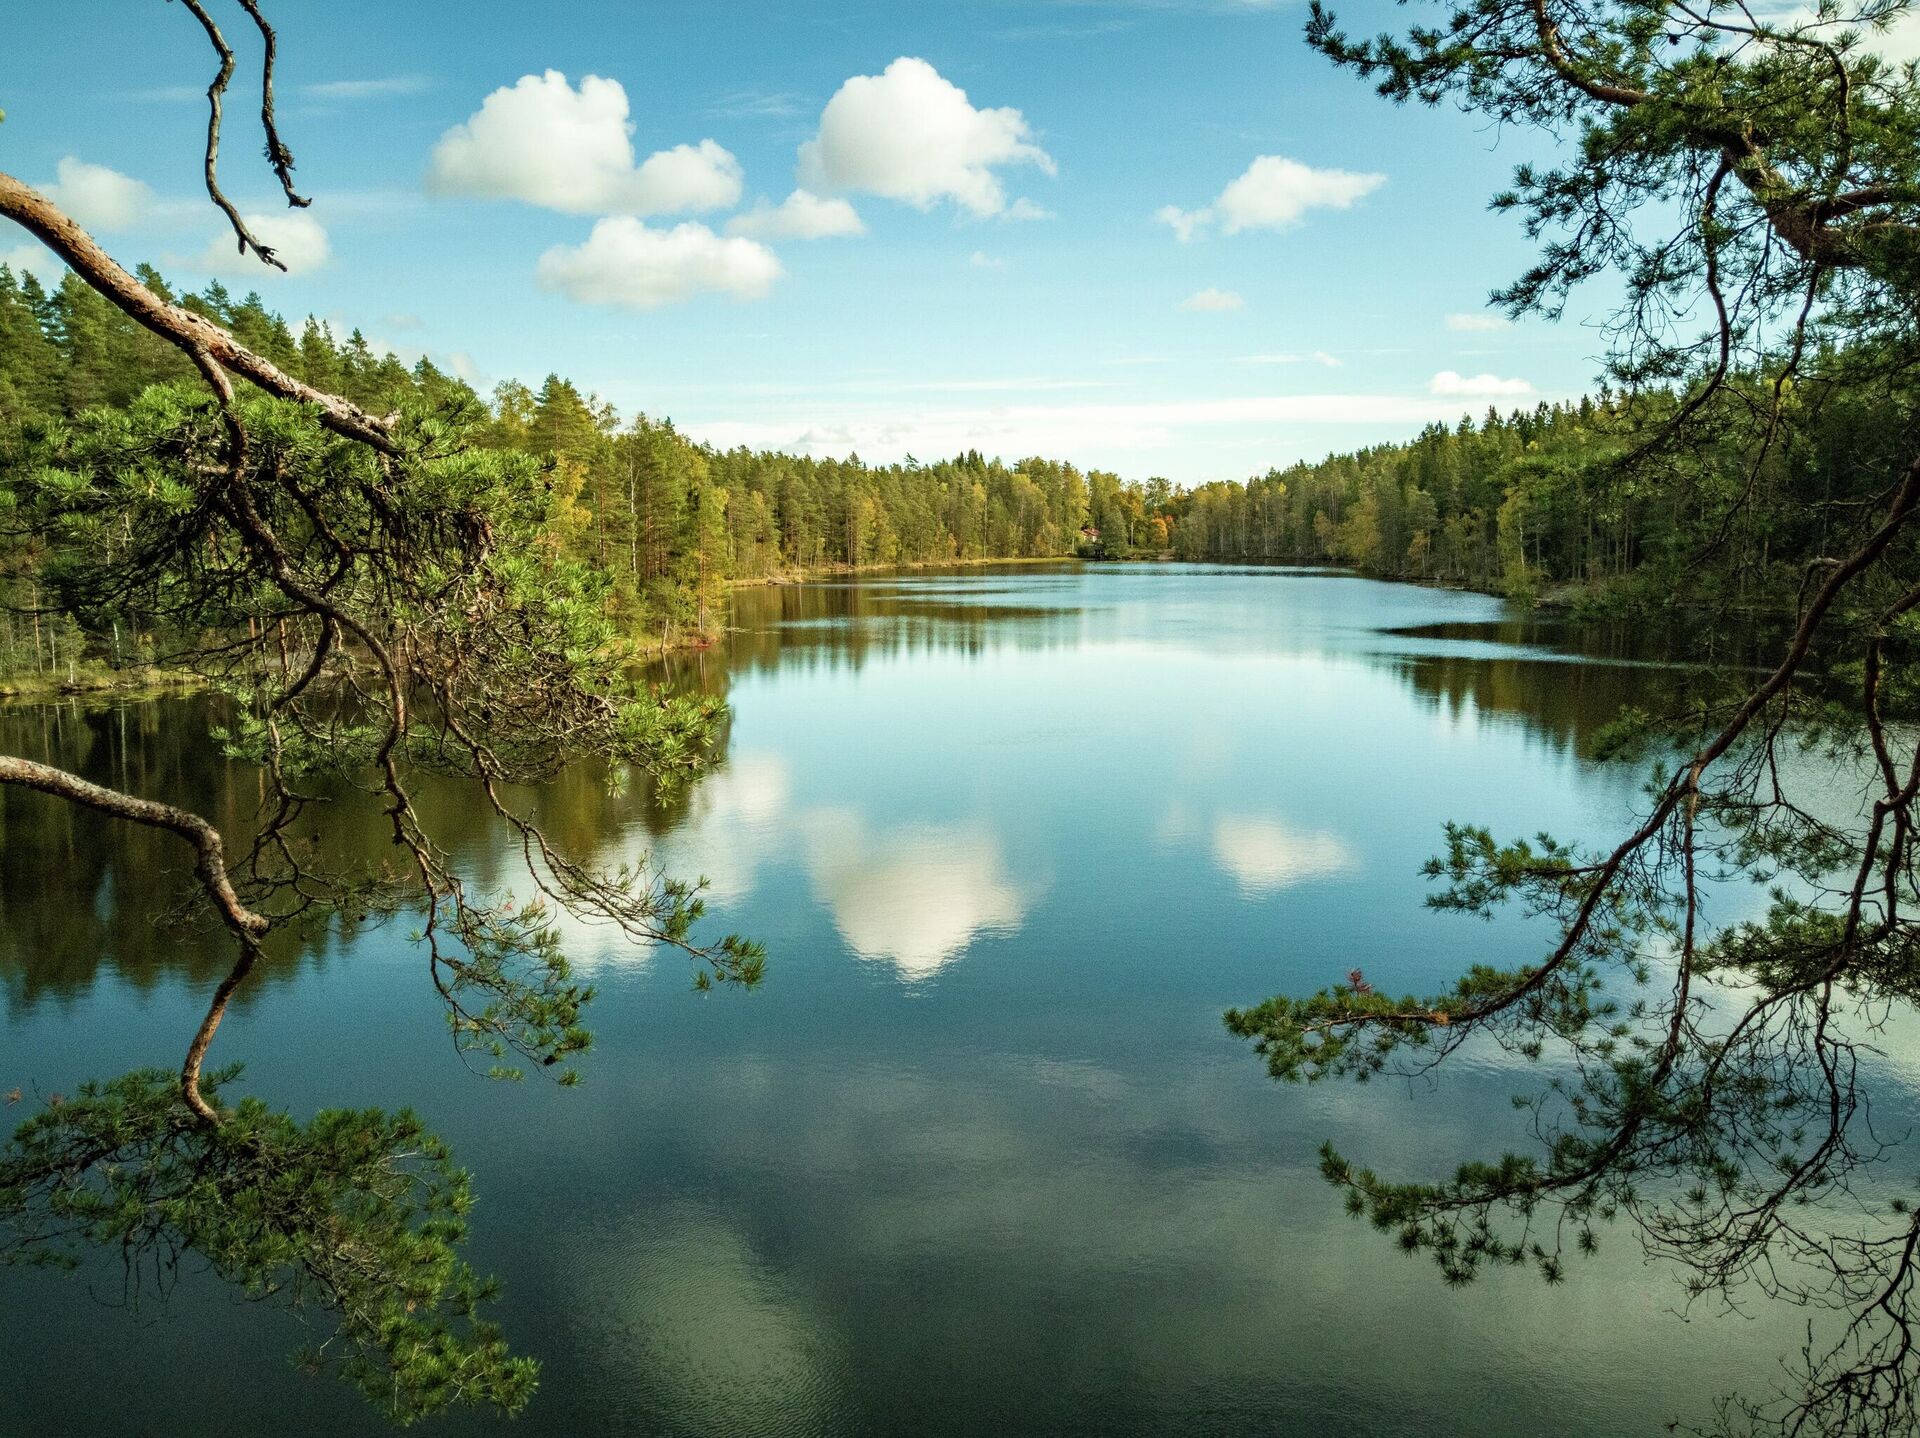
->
(1396, 653), (1677, 758)
(0, 696), (720, 1007)
(0, 598), (1741, 1006)
(711, 575), (1090, 680)
(1393, 614), (1788, 760)
(0, 696), (274, 1003)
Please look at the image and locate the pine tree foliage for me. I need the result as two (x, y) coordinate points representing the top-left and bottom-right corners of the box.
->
(1224, 2), (1920, 1434)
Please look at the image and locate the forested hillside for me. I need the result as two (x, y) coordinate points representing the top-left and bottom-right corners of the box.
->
(2, 259), (1895, 687)
(0, 263), (1116, 681)
(1169, 365), (1916, 610)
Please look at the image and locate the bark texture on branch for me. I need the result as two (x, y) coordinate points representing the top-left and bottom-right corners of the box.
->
(0, 172), (394, 452)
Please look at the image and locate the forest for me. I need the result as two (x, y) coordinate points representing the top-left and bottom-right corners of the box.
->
(5, 254), (1904, 693)
(0, 261), (1117, 682)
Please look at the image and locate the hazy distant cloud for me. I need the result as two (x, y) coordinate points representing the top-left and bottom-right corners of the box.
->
(1160, 155), (1384, 240)
(970, 250), (1006, 269)
(125, 84), (205, 103)
(1429, 369), (1534, 397)
(1155, 205), (1210, 244)
(1744, 0), (1920, 63)
(428, 71), (743, 216)
(1180, 287), (1244, 312)
(301, 75), (431, 101)
(192, 211), (331, 276)
(1445, 312), (1510, 332)
(798, 57), (1054, 219)
(44, 157), (151, 231)
(707, 87), (810, 119)
(726, 189), (865, 239)
(537, 218), (781, 310)
(683, 391), (1547, 469)
(1237, 350), (1341, 366)
(1, 241), (63, 285)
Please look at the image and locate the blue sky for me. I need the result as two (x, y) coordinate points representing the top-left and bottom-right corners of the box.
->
(2, 0), (1613, 481)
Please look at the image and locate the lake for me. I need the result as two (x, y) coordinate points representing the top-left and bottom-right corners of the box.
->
(0, 563), (1866, 1436)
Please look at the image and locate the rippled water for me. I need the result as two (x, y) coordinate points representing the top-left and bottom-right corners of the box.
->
(0, 563), (1876, 1435)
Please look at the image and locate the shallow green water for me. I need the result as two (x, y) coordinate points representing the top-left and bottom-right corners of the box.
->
(0, 563), (1881, 1436)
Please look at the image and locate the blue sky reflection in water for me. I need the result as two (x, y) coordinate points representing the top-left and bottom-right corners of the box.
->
(0, 564), (1889, 1437)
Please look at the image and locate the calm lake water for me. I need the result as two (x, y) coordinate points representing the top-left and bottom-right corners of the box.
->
(0, 563), (1882, 1436)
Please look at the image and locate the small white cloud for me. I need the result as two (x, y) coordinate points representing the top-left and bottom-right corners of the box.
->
(631, 139), (746, 215)
(725, 189), (865, 239)
(797, 57), (1054, 218)
(969, 250), (1006, 269)
(1430, 369), (1534, 398)
(1155, 204), (1210, 244)
(1445, 312), (1510, 332)
(1160, 155), (1384, 240)
(537, 217), (781, 310)
(44, 157), (152, 232)
(1180, 287), (1244, 312)
(1310, 350), (1343, 368)
(428, 71), (742, 216)
(1001, 197), (1054, 222)
(193, 211), (331, 275)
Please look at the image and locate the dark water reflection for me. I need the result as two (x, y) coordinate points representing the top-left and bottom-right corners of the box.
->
(0, 563), (1872, 1436)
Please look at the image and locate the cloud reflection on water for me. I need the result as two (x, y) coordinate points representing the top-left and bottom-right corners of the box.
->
(800, 812), (1031, 978)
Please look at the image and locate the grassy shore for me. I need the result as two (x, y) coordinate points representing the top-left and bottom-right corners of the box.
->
(0, 664), (202, 702)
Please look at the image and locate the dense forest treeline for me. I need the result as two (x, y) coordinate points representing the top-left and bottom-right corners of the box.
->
(0, 261), (1899, 682)
(1169, 365), (1916, 610)
(0, 263), (1130, 679)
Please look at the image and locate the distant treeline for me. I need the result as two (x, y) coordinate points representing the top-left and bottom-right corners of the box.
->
(0, 261), (1895, 680)
(1166, 369), (1908, 611)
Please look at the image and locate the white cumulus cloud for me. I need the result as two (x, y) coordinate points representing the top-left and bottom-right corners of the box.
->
(630, 139), (746, 214)
(1180, 287), (1244, 312)
(537, 218), (781, 310)
(797, 57), (1054, 218)
(1160, 154), (1384, 240)
(194, 212), (331, 275)
(428, 71), (742, 216)
(726, 189), (865, 239)
(1445, 312), (1510, 332)
(44, 157), (152, 232)
(1429, 369), (1534, 397)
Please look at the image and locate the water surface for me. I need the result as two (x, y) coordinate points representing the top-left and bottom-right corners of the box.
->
(0, 564), (1862, 1436)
